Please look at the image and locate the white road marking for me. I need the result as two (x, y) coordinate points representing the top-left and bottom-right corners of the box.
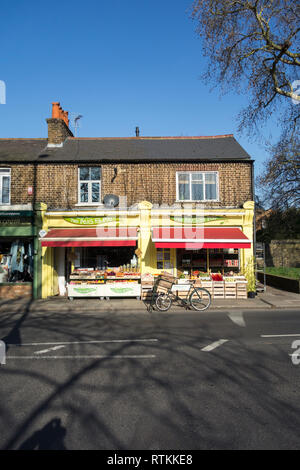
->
(201, 339), (229, 352)
(228, 310), (246, 327)
(261, 334), (300, 338)
(34, 345), (66, 355)
(8, 338), (158, 347)
(6, 355), (156, 360)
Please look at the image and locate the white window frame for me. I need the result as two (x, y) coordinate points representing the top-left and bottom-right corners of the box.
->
(77, 167), (101, 205)
(0, 168), (11, 205)
(176, 171), (219, 202)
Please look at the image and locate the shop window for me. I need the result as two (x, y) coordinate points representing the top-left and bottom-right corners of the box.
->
(0, 168), (11, 205)
(0, 240), (33, 283)
(177, 171), (218, 201)
(78, 167), (101, 204)
(156, 248), (172, 270)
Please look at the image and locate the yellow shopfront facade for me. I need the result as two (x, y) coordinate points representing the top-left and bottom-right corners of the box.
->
(39, 200), (254, 299)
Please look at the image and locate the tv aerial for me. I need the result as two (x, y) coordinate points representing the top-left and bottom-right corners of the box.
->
(70, 113), (83, 137)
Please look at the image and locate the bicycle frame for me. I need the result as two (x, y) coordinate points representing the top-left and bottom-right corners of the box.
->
(148, 278), (200, 312)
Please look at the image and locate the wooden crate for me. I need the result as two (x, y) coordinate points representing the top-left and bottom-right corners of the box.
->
(141, 292), (153, 300)
(225, 282), (237, 299)
(197, 281), (213, 295)
(236, 282), (247, 299)
(213, 281), (225, 299)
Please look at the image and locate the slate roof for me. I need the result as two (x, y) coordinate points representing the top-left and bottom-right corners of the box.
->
(0, 139), (47, 162)
(0, 135), (252, 163)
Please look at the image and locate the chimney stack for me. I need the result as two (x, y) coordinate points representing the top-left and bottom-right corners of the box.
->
(46, 101), (73, 147)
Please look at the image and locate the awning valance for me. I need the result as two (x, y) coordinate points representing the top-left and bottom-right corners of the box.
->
(40, 228), (138, 247)
(152, 227), (251, 249)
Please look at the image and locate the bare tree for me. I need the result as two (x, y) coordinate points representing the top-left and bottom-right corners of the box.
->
(190, 0), (300, 207)
(258, 136), (300, 209)
(191, 0), (300, 133)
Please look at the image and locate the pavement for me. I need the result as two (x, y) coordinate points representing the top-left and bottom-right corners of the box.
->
(0, 285), (299, 314)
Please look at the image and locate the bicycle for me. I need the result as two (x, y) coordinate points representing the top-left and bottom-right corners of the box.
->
(147, 275), (211, 312)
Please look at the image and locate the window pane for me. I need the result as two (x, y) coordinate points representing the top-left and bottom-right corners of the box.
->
(79, 167), (90, 181)
(80, 183), (88, 203)
(164, 250), (170, 260)
(205, 173), (217, 200)
(192, 181), (204, 200)
(191, 173), (203, 182)
(92, 183), (100, 202)
(178, 174), (190, 200)
(2, 176), (10, 203)
(91, 167), (100, 181)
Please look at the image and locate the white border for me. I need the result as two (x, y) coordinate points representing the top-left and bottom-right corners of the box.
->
(78, 167), (101, 205)
(0, 167), (11, 205)
(176, 171), (219, 202)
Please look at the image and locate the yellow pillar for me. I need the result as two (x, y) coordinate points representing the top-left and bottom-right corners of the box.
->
(138, 201), (153, 274)
(242, 201), (255, 288)
(40, 205), (59, 298)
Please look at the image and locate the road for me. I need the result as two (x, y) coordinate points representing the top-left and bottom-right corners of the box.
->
(1, 306), (300, 450)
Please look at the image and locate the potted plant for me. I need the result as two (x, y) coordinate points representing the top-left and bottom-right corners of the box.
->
(243, 256), (256, 298)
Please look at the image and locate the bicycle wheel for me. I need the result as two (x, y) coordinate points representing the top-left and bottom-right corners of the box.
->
(189, 287), (211, 311)
(155, 293), (172, 311)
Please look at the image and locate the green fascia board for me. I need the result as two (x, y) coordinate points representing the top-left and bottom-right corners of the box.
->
(0, 211), (33, 217)
(0, 226), (34, 237)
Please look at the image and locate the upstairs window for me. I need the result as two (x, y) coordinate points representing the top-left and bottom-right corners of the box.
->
(0, 168), (11, 205)
(78, 167), (101, 204)
(176, 171), (218, 201)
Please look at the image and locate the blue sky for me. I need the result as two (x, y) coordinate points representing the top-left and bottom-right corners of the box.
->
(0, 0), (280, 179)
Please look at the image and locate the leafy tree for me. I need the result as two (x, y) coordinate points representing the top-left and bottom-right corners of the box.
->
(256, 207), (300, 241)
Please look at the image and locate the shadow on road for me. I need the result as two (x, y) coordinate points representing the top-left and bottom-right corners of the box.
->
(1, 299), (300, 449)
(18, 418), (67, 450)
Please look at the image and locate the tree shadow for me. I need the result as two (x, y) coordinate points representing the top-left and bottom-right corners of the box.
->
(2, 302), (300, 449)
(1, 300), (32, 351)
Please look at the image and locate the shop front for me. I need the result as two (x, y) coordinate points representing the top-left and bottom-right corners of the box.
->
(40, 211), (142, 299)
(142, 201), (254, 300)
(39, 201), (254, 301)
(0, 204), (44, 299)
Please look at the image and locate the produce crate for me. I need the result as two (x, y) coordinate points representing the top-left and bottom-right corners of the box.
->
(141, 291), (153, 300)
(225, 282), (237, 299)
(172, 284), (190, 299)
(141, 283), (154, 300)
(197, 280), (213, 295)
(236, 282), (247, 299)
(213, 281), (225, 299)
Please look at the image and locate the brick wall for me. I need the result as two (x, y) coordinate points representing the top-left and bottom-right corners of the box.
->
(265, 240), (300, 268)
(10, 164), (35, 205)
(0, 283), (32, 299)
(8, 161), (253, 209)
(46, 118), (73, 146)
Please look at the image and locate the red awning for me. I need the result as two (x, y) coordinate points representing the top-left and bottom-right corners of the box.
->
(40, 227), (138, 247)
(152, 227), (251, 249)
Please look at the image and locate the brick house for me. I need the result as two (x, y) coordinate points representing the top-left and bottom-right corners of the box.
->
(0, 102), (254, 299)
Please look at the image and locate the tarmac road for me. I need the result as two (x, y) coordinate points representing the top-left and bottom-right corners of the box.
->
(1, 306), (300, 450)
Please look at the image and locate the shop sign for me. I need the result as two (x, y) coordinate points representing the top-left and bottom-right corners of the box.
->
(170, 216), (225, 225)
(64, 216), (119, 226)
(0, 218), (32, 226)
(0, 211), (33, 218)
